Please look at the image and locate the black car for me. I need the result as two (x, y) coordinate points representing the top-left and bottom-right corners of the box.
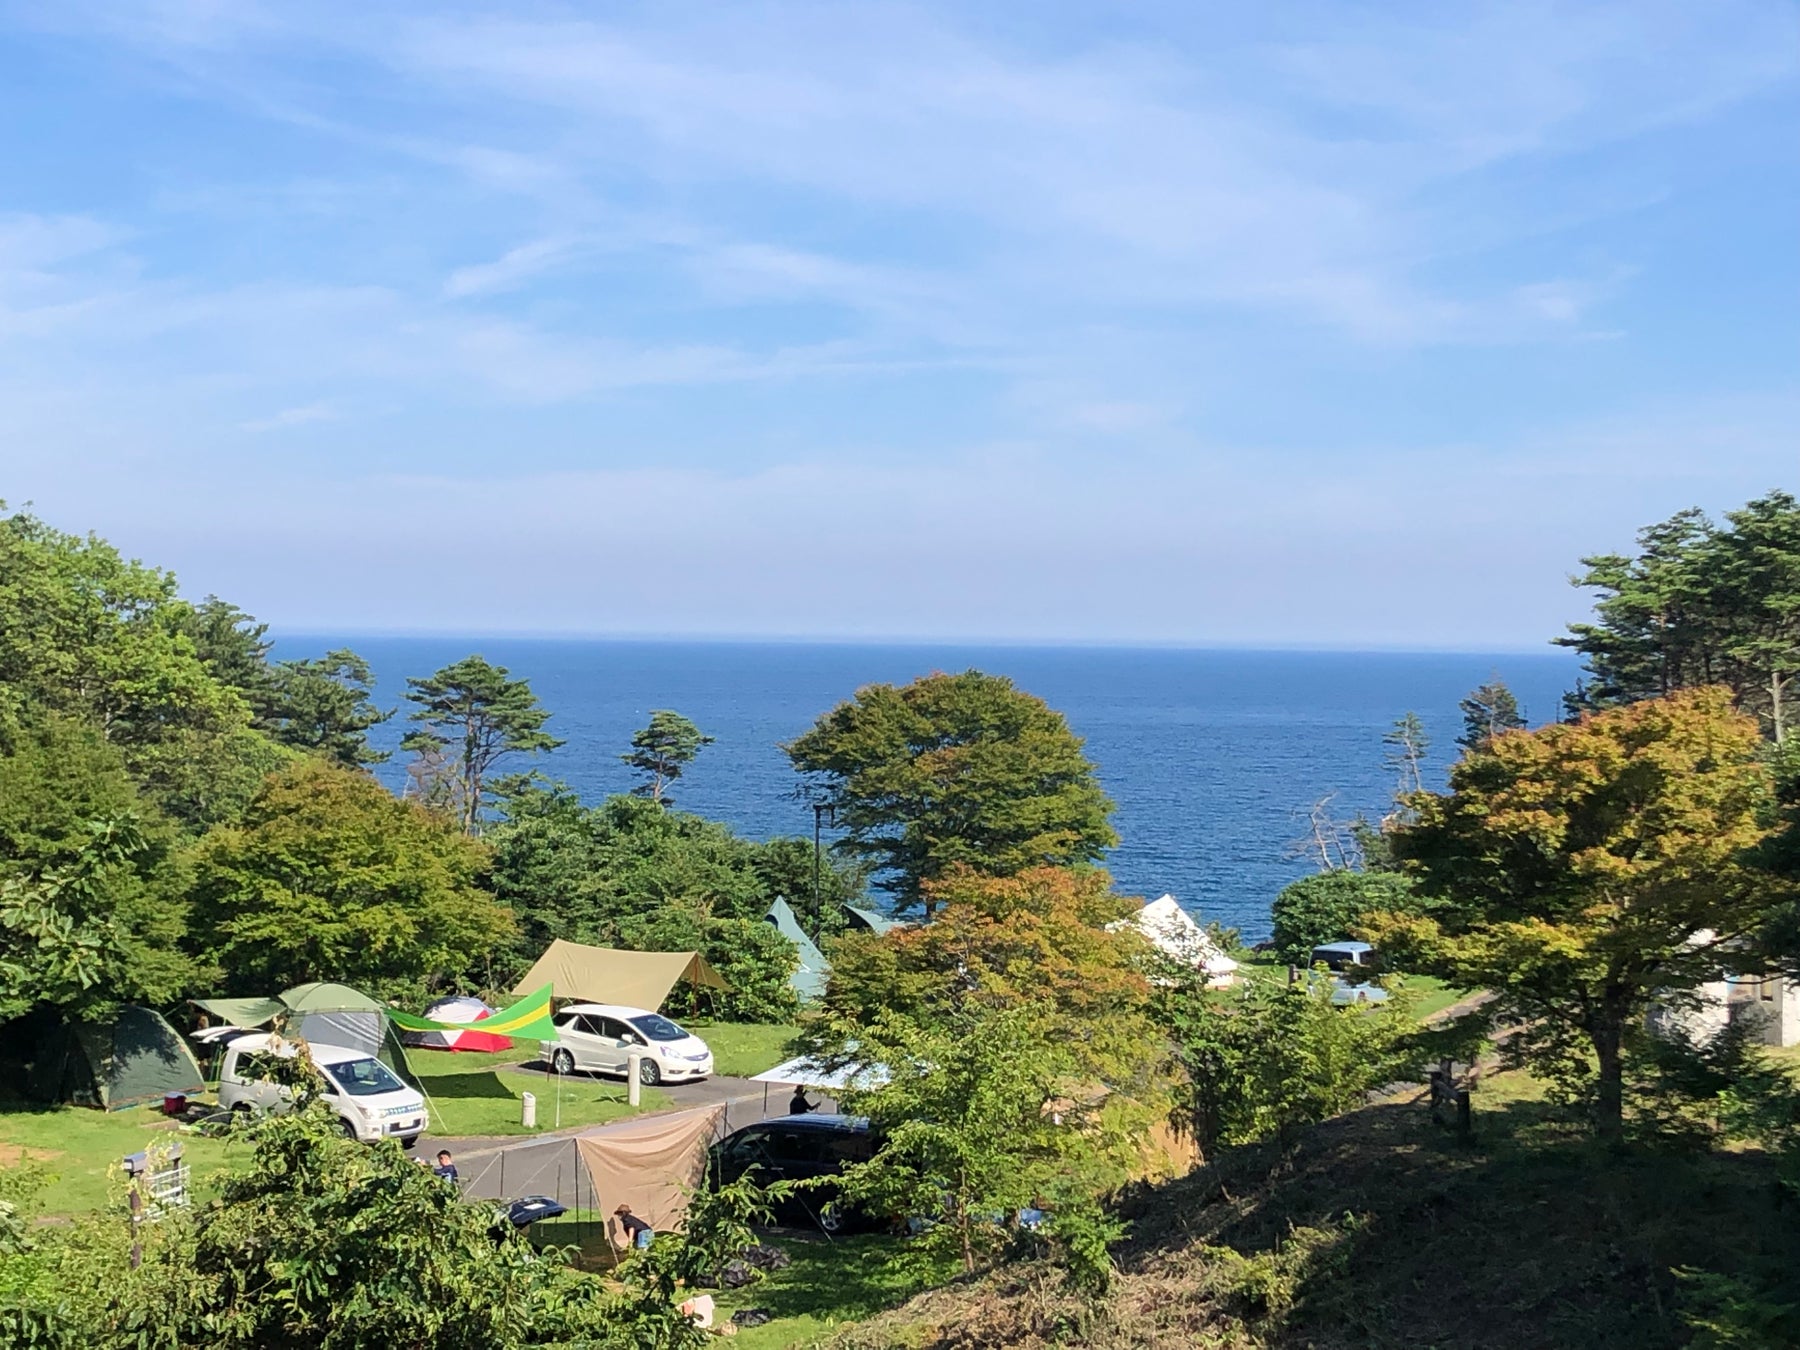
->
(709, 1113), (885, 1233)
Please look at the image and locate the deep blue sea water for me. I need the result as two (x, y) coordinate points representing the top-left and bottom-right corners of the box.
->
(274, 639), (1578, 943)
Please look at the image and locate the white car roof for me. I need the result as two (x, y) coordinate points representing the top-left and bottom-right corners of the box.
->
(223, 1033), (375, 1066)
(558, 1003), (666, 1021)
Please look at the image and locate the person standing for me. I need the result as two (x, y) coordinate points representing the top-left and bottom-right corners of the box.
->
(433, 1150), (459, 1183)
(789, 1086), (816, 1114)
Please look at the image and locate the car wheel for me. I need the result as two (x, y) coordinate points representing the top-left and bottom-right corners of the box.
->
(638, 1058), (661, 1087)
(552, 1048), (575, 1075)
(818, 1205), (845, 1234)
(399, 1135), (420, 1150)
(336, 1116), (358, 1140)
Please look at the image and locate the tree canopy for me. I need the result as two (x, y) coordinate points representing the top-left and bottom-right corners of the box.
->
(622, 709), (713, 804)
(1560, 490), (1800, 741)
(403, 655), (562, 832)
(786, 670), (1116, 912)
(1370, 687), (1786, 1142)
(1268, 869), (1418, 965)
(189, 759), (512, 998)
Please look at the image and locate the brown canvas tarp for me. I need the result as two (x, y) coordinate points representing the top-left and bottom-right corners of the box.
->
(511, 940), (728, 1010)
(574, 1103), (726, 1233)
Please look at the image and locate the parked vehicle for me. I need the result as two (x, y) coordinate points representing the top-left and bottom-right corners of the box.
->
(546, 1003), (713, 1085)
(216, 1033), (427, 1147)
(708, 1113), (885, 1232)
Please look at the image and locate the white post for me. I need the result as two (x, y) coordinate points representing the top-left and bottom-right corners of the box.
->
(521, 1091), (537, 1129)
(626, 1050), (642, 1108)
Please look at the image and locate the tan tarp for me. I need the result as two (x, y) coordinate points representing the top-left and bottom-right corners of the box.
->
(511, 940), (729, 1009)
(575, 1103), (726, 1234)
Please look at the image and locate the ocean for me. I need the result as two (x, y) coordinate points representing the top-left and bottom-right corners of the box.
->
(274, 639), (1578, 943)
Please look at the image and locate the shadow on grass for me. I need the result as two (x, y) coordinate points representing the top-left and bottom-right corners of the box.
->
(418, 1071), (518, 1101)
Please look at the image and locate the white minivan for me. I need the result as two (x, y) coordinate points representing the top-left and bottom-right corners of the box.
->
(547, 1004), (713, 1085)
(217, 1033), (428, 1147)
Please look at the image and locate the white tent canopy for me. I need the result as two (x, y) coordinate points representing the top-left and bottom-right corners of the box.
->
(1115, 894), (1239, 987)
(749, 1054), (889, 1093)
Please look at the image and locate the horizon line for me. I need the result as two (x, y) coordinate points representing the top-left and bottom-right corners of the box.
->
(270, 628), (1579, 660)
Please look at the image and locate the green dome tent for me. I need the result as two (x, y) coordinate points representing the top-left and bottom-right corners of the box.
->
(27, 1006), (205, 1111)
(192, 982), (421, 1091)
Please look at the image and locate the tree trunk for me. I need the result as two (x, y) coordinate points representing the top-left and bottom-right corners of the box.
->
(1592, 1018), (1625, 1146)
(1772, 669), (1788, 745)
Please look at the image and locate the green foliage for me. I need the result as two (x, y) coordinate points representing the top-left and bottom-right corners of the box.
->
(1161, 974), (1420, 1152)
(0, 1100), (706, 1349)
(622, 709), (714, 804)
(831, 1002), (1145, 1279)
(818, 866), (1160, 1091)
(1560, 491), (1800, 742)
(403, 655), (562, 832)
(1626, 1021), (1800, 1151)
(1375, 687), (1787, 1142)
(1457, 678), (1526, 749)
(487, 784), (857, 1020)
(189, 759), (512, 998)
(1268, 870), (1418, 965)
(0, 718), (196, 1015)
(786, 670), (1116, 912)
(1676, 1267), (1800, 1349)
(265, 648), (392, 766)
(0, 506), (291, 829)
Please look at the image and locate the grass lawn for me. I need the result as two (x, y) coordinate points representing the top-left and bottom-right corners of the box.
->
(0, 1098), (238, 1218)
(1236, 955), (1467, 1020)
(711, 1233), (955, 1349)
(688, 1023), (799, 1079)
(405, 1046), (668, 1137)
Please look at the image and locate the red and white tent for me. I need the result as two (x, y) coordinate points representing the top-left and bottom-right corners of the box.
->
(399, 996), (514, 1052)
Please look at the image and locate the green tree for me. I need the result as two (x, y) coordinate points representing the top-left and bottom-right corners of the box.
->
(1161, 969), (1419, 1153)
(1709, 491), (1800, 744)
(622, 709), (714, 804)
(0, 1100), (700, 1349)
(266, 648), (392, 766)
(830, 1002), (1145, 1279)
(1559, 507), (1721, 711)
(0, 506), (289, 828)
(189, 759), (513, 998)
(1370, 688), (1786, 1144)
(1268, 869), (1418, 965)
(1558, 492), (1800, 741)
(402, 655), (562, 832)
(1457, 678), (1525, 750)
(486, 785), (823, 1020)
(0, 718), (194, 1016)
(786, 670), (1117, 912)
(179, 595), (275, 715)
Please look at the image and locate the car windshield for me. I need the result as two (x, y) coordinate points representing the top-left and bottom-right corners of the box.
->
(325, 1057), (407, 1097)
(629, 1014), (688, 1043)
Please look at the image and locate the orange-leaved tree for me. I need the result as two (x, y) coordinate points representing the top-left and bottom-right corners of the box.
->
(820, 864), (1159, 1087)
(1368, 687), (1784, 1142)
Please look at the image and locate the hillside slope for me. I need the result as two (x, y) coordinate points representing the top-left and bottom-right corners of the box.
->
(828, 1074), (1800, 1349)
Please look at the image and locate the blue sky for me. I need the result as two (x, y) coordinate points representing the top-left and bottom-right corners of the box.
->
(1, 1), (1795, 648)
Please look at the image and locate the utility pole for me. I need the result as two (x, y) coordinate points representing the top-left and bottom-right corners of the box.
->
(811, 801), (834, 942)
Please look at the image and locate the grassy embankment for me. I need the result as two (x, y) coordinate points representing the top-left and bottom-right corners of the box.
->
(821, 1066), (1800, 1350)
